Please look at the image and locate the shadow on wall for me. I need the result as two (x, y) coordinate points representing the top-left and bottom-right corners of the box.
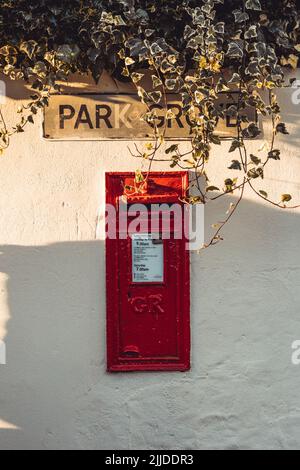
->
(0, 197), (300, 450)
(0, 241), (106, 449)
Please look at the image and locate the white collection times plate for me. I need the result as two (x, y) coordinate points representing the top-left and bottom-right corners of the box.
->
(132, 234), (164, 283)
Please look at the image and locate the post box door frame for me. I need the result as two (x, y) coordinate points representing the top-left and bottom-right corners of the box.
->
(106, 171), (191, 372)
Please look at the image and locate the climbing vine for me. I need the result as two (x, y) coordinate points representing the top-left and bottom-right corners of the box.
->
(1, 0), (300, 246)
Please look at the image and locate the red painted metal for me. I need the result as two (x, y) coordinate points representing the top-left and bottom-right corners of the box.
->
(106, 172), (190, 372)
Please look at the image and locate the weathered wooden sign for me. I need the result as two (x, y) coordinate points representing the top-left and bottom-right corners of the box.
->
(43, 93), (257, 141)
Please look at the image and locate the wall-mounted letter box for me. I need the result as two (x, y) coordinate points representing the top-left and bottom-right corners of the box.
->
(106, 172), (190, 372)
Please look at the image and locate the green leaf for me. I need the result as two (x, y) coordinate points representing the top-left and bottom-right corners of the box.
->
(268, 149), (281, 160)
(228, 160), (242, 170)
(276, 123), (289, 135)
(242, 123), (261, 138)
(148, 91), (162, 104)
(228, 72), (241, 84)
(125, 57), (135, 66)
(145, 29), (155, 37)
(114, 15), (126, 26)
(166, 144), (179, 155)
(233, 10), (249, 23)
(20, 40), (38, 59)
(56, 44), (80, 64)
(210, 134), (221, 145)
(152, 75), (162, 88)
(165, 79), (177, 90)
(160, 59), (173, 74)
(33, 61), (47, 78)
(227, 41), (243, 59)
(206, 186), (220, 192)
(247, 168), (264, 179)
(281, 194), (292, 203)
(131, 72), (144, 84)
(135, 170), (145, 184)
(229, 139), (242, 153)
(250, 154), (261, 165)
(259, 190), (268, 198)
(137, 86), (149, 104)
(245, 0), (262, 10)
(224, 178), (235, 192)
(245, 25), (258, 39)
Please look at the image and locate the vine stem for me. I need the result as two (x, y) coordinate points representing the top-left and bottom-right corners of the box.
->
(205, 177), (247, 248)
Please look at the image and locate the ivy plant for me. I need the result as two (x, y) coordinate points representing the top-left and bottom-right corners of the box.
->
(1, 0), (300, 246)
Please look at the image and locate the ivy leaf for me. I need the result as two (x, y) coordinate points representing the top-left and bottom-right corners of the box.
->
(125, 57), (135, 66)
(131, 72), (144, 83)
(281, 194), (292, 203)
(135, 170), (145, 184)
(210, 134), (221, 145)
(276, 123), (289, 135)
(165, 79), (177, 91)
(56, 44), (80, 64)
(250, 154), (262, 165)
(233, 10), (249, 23)
(245, 0), (262, 10)
(150, 42), (163, 55)
(228, 73), (241, 84)
(242, 123), (261, 138)
(137, 86), (149, 103)
(229, 139), (242, 153)
(244, 25), (258, 40)
(227, 104), (238, 118)
(247, 168), (264, 179)
(195, 90), (205, 104)
(114, 15), (126, 26)
(228, 160), (242, 170)
(152, 75), (162, 88)
(20, 40), (38, 59)
(15, 125), (24, 133)
(281, 54), (298, 69)
(0, 45), (17, 56)
(224, 178), (236, 192)
(122, 67), (130, 77)
(32, 61), (47, 78)
(126, 38), (146, 57)
(192, 7), (205, 25)
(268, 149), (281, 160)
(145, 29), (155, 37)
(227, 41), (243, 59)
(214, 22), (225, 34)
(160, 59), (174, 74)
(148, 91), (162, 104)
(166, 144), (179, 154)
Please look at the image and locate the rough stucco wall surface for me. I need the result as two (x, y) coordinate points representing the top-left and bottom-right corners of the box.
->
(0, 73), (300, 450)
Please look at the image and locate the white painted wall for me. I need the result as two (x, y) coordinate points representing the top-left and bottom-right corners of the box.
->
(0, 72), (300, 450)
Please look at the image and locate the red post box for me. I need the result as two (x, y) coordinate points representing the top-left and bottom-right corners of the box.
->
(106, 172), (190, 372)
